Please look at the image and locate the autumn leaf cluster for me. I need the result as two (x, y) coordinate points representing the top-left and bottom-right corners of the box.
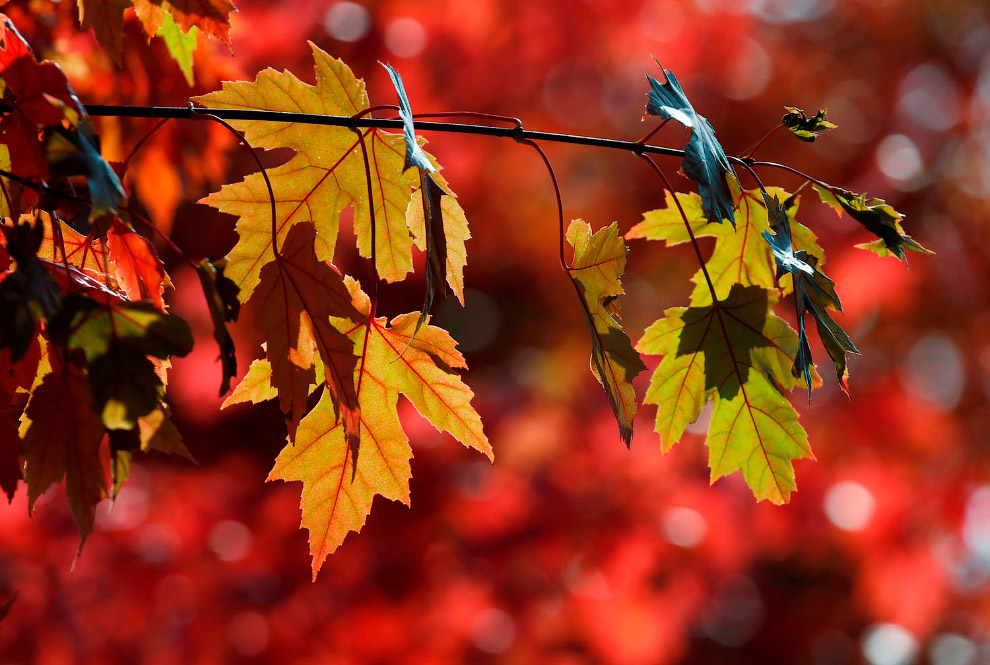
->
(0, 1), (931, 578)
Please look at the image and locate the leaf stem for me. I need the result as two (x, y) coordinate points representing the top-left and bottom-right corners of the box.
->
(352, 128), (379, 318)
(742, 123), (784, 160)
(638, 154), (718, 300)
(122, 117), (171, 174)
(189, 108), (280, 258)
(518, 138), (568, 271)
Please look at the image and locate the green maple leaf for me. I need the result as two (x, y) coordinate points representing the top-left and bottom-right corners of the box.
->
(637, 284), (812, 504)
(47, 293), (193, 430)
(644, 65), (738, 226)
(782, 107), (837, 142)
(566, 219), (646, 446)
(627, 187), (824, 303)
(813, 184), (932, 261)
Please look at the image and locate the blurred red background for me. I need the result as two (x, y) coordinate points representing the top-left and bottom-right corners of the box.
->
(2, 0), (989, 663)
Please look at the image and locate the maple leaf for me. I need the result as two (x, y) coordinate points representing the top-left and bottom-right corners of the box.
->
(107, 404), (194, 496)
(133, 3), (199, 85)
(762, 194), (858, 395)
(637, 284), (812, 504)
(383, 62), (435, 173)
(0, 16), (86, 181)
(644, 64), (738, 225)
(566, 219), (646, 446)
(247, 222), (363, 452)
(47, 292), (193, 429)
(269, 278), (491, 578)
(106, 220), (166, 308)
(22, 359), (107, 545)
(813, 184), (932, 261)
(196, 257), (239, 395)
(83, 0), (233, 65)
(382, 63), (458, 334)
(221, 356), (277, 408)
(407, 171), (469, 306)
(627, 187), (823, 302)
(196, 44), (423, 299)
(782, 107), (837, 142)
(0, 214), (60, 362)
(78, 0), (131, 65)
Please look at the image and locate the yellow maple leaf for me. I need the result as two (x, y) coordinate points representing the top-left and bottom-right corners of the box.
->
(269, 277), (491, 579)
(196, 44), (425, 299)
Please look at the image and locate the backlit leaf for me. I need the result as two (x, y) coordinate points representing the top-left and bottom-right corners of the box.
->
(782, 107), (837, 142)
(637, 284), (812, 504)
(22, 360), (107, 545)
(566, 219), (646, 446)
(813, 184), (932, 261)
(248, 222), (363, 447)
(269, 278), (491, 578)
(196, 44), (421, 297)
(762, 194), (858, 395)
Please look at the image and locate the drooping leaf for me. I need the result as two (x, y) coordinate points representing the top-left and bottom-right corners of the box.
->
(762, 194), (859, 395)
(813, 184), (932, 260)
(566, 220), (646, 446)
(409, 172), (449, 336)
(0, 214), (60, 362)
(782, 107), (837, 142)
(22, 360), (107, 545)
(269, 278), (491, 578)
(77, 0), (132, 65)
(637, 283), (812, 504)
(156, 12), (198, 86)
(248, 222), (363, 449)
(382, 62), (434, 173)
(47, 293), (193, 429)
(644, 65), (738, 225)
(407, 173), (469, 306)
(197, 257), (239, 395)
(196, 44), (422, 298)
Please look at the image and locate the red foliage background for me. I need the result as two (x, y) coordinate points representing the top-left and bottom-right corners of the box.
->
(2, 0), (989, 663)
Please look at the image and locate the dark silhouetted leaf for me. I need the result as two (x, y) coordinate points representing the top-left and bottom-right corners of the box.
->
(762, 194), (859, 395)
(644, 64), (737, 225)
(197, 257), (239, 395)
(782, 107), (837, 142)
(814, 184), (932, 261)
